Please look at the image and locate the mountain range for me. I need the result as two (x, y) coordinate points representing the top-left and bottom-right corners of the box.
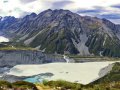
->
(0, 9), (120, 57)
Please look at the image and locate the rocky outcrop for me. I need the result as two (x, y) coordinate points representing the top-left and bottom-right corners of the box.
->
(0, 50), (65, 67)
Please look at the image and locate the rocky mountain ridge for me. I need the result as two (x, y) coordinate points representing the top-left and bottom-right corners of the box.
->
(0, 9), (120, 57)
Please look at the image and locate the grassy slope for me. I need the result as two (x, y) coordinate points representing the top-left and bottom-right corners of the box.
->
(93, 62), (120, 84)
(0, 81), (38, 90)
(86, 33), (120, 57)
(30, 28), (79, 54)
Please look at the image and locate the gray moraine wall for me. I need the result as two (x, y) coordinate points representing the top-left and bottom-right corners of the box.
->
(0, 50), (65, 67)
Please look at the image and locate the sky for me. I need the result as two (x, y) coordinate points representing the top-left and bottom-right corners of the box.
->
(1, 0), (120, 24)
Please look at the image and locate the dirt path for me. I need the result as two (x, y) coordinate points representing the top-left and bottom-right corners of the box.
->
(36, 86), (44, 90)
(36, 85), (52, 90)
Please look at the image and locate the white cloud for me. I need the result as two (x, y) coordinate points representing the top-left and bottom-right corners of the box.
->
(109, 19), (120, 24)
(0, 0), (120, 23)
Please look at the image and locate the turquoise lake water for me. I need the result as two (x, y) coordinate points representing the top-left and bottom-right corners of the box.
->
(24, 73), (54, 83)
(24, 76), (44, 83)
(24, 75), (53, 83)
(24, 76), (42, 83)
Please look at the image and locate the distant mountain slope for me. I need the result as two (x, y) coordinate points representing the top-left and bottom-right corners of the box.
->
(0, 9), (120, 57)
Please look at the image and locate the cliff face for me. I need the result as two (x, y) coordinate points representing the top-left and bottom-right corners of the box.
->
(0, 50), (65, 67)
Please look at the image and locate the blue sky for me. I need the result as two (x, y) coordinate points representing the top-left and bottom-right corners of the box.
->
(0, 0), (120, 24)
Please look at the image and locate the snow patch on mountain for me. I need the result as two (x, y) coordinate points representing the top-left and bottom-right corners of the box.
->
(0, 36), (9, 42)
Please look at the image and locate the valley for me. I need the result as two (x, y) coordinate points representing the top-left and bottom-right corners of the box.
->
(0, 9), (119, 90)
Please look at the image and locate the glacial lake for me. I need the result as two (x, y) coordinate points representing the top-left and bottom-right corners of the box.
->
(7, 62), (119, 85)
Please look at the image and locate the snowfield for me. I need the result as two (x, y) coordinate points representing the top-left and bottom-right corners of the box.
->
(0, 36), (9, 42)
(8, 62), (119, 85)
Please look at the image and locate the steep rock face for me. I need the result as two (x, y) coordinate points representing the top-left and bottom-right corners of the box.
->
(0, 50), (65, 67)
(0, 9), (120, 57)
(0, 16), (18, 31)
